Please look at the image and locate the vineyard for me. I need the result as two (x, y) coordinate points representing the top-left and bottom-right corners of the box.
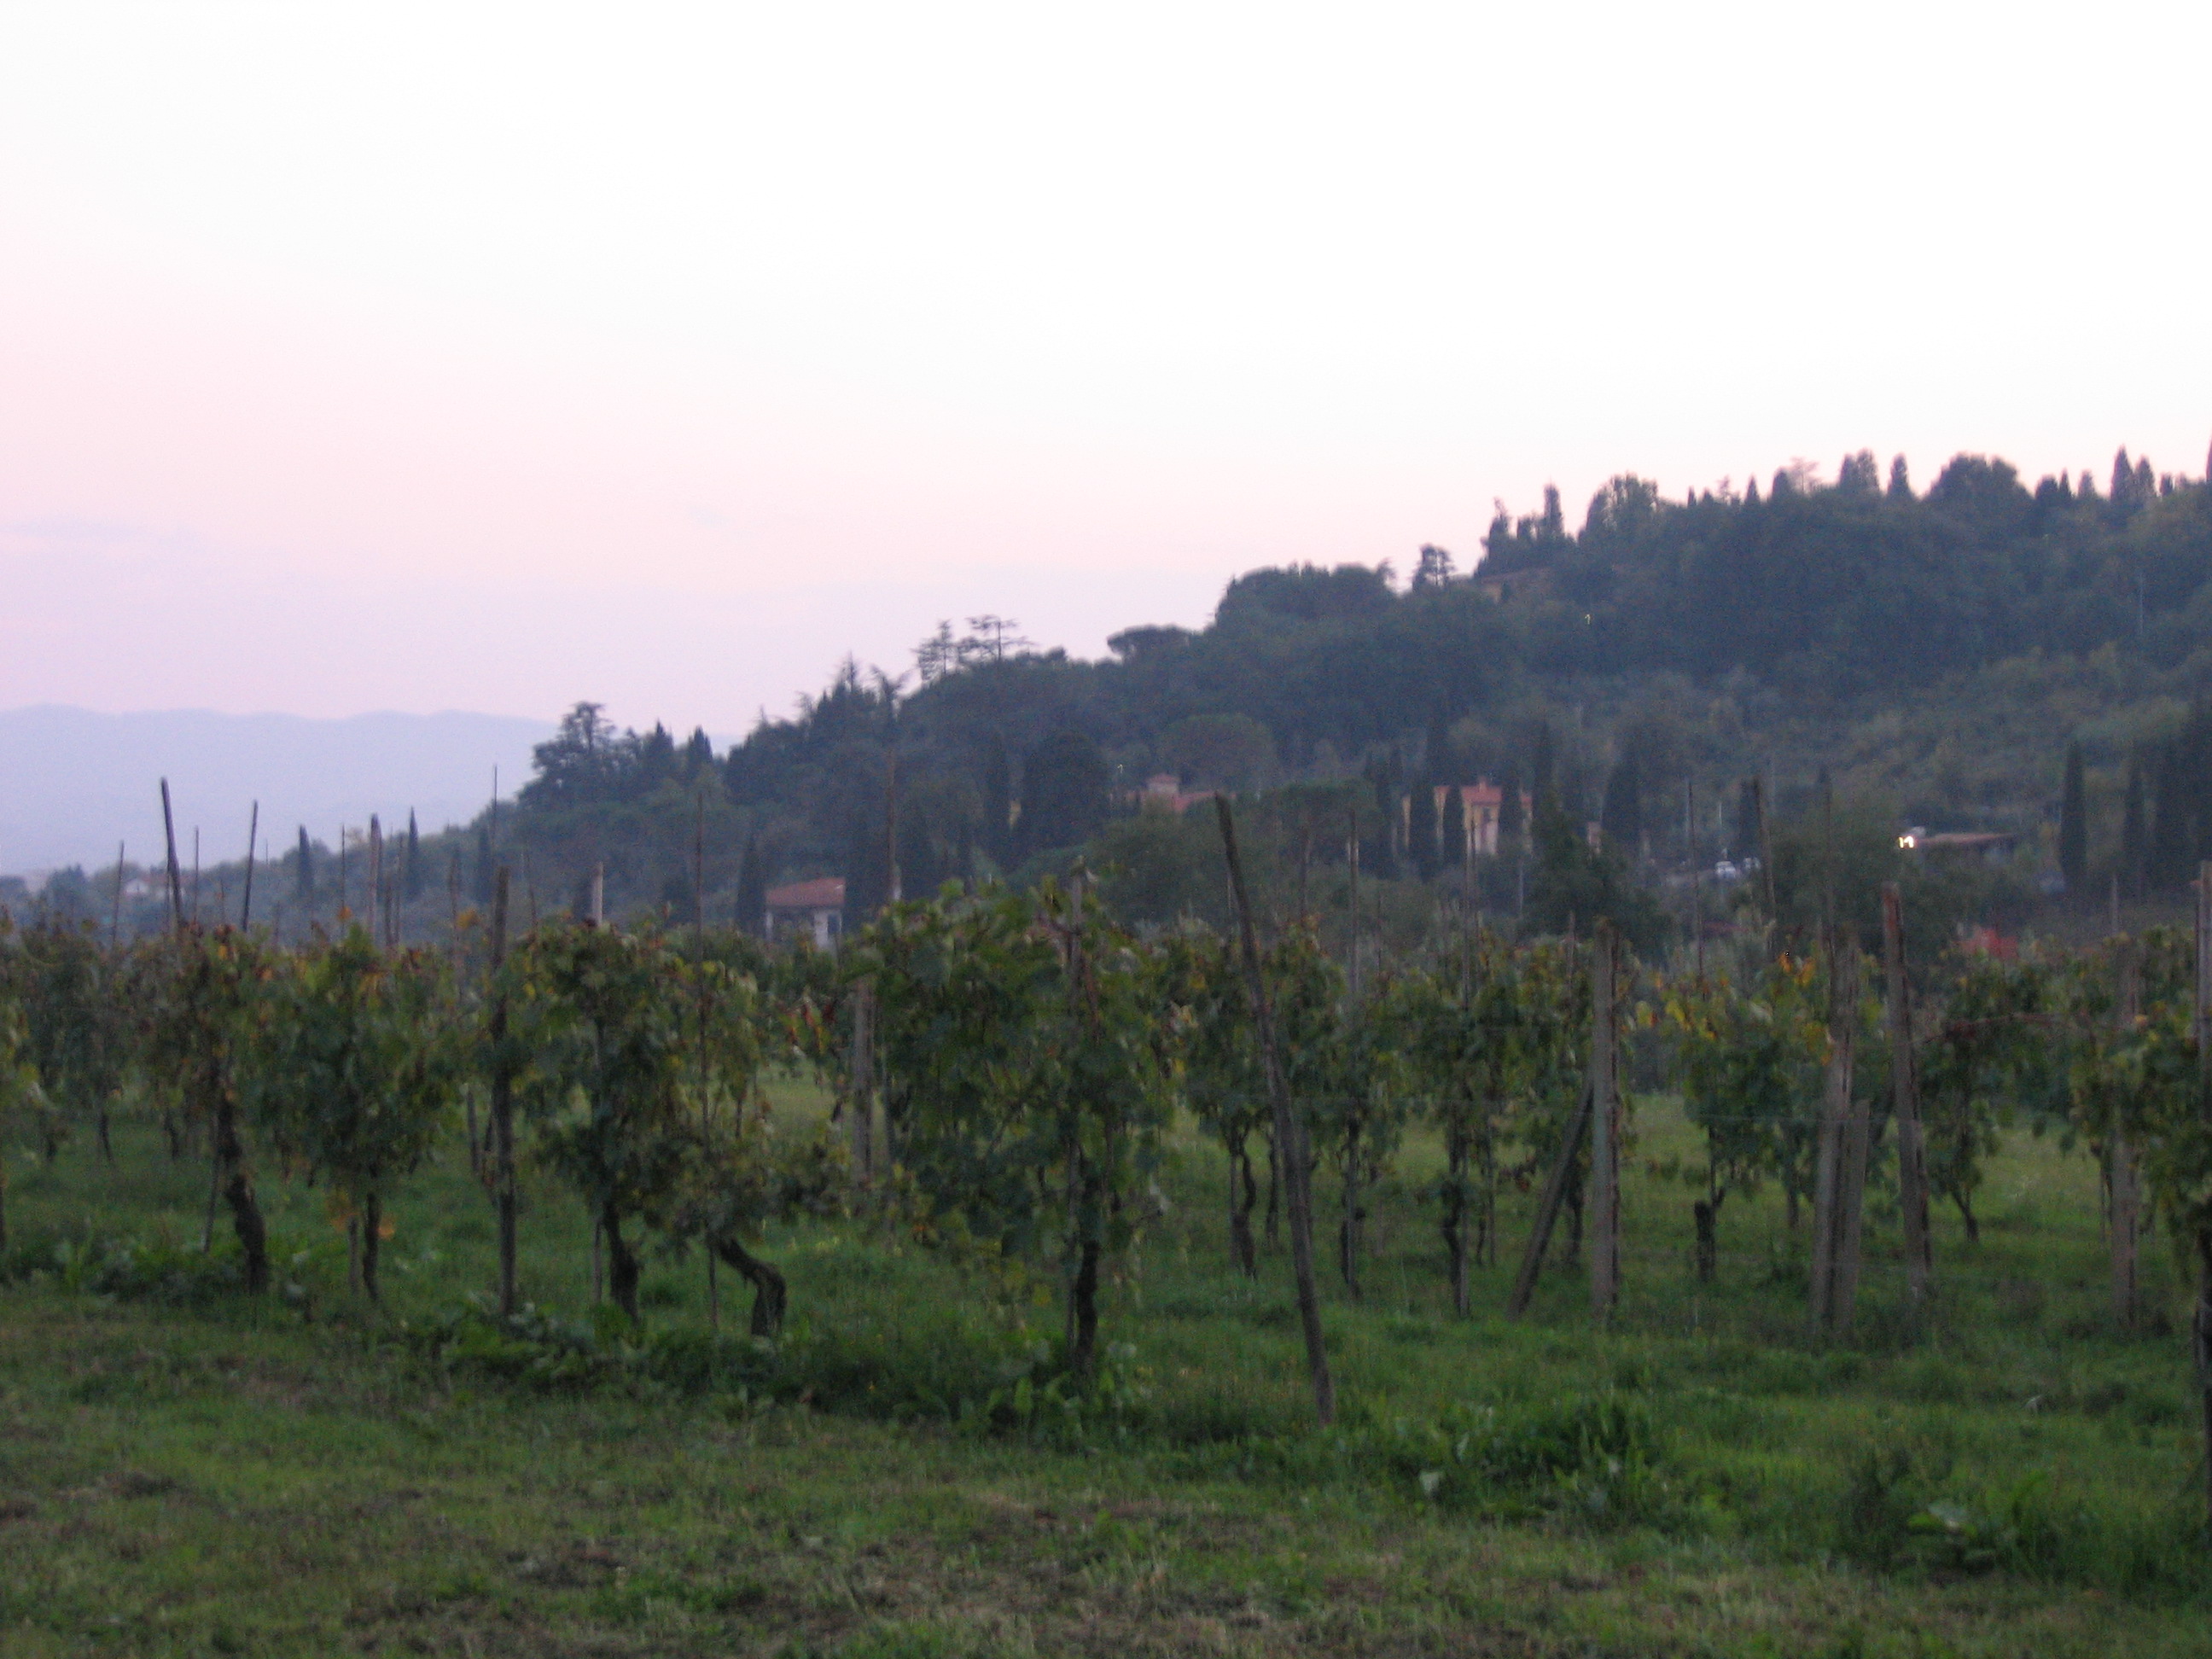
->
(4, 812), (2212, 1656)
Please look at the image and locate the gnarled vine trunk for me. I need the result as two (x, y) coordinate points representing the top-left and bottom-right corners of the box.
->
(1068, 1233), (1102, 1381)
(710, 1232), (789, 1337)
(211, 1067), (268, 1293)
(1338, 1121), (1365, 1302)
(360, 1190), (383, 1301)
(1441, 1125), (1470, 1315)
(602, 1202), (641, 1323)
(1692, 1190), (1724, 1284)
(1226, 1137), (1258, 1279)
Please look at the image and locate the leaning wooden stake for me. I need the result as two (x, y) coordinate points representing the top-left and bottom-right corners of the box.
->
(160, 780), (184, 932)
(1882, 884), (1933, 1311)
(1809, 928), (1866, 1335)
(1215, 795), (1335, 1426)
(1587, 923), (1622, 1318)
(1508, 1075), (1593, 1318)
(2110, 937), (2142, 1329)
(489, 866), (519, 1318)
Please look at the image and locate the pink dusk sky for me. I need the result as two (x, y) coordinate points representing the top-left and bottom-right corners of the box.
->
(4, 3), (2209, 736)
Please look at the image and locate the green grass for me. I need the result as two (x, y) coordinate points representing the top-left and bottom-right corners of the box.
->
(3, 1079), (2209, 1656)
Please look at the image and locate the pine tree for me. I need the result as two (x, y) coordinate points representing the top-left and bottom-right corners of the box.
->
(2058, 742), (2087, 896)
(1539, 485), (1565, 539)
(1888, 455), (1912, 498)
(681, 727), (714, 777)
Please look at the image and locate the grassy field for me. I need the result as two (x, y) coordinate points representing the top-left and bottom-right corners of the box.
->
(3, 1079), (2209, 1656)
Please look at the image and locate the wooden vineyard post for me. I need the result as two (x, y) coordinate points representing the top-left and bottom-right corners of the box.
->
(1588, 922), (1622, 1319)
(1346, 806), (1360, 997)
(489, 866), (519, 1318)
(1809, 927), (1866, 1335)
(848, 981), (876, 1186)
(1215, 795), (1335, 1426)
(1882, 884), (1933, 1311)
(2110, 938), (2141, 1329)
(1749, 775), (1778, 943)
(2195, 864), (2212, 1534)
(240, 801), (259, 929)
(368, 817), (383, 946)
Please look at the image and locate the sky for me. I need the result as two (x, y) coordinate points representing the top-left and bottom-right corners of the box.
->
(3, 2), (2210, 736)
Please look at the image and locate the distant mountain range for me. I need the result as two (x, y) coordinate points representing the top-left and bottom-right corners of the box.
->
(0, 706), (553, 876)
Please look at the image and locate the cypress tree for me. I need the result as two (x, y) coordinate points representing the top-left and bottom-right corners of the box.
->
(2145, 707), (2212, 890)
(980, 736), (1013, 868)
(1408, 774), (1440, 880)
(1365, 750), (1401, 879)
(1529, 724), (1556, 813)
(295, 826), (314, 901)
(1734, 778), (1762, 864)
(2058, 743), (2087, 896)
(1440, 783), (1466, 876)
(404, 811), (423, 901)
(2120, 754), (2147, 898)
(735, 835), (766, 935)
(1601, 753), (1642, 854)
(1497, 761), (1525, 853)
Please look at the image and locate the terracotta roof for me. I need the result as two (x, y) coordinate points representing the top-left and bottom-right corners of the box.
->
(765, 877), (846, 910)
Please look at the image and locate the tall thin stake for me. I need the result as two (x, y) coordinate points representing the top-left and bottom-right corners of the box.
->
(2110, 938), (2142, 1328)
(1882, 884), (1933, 1312)
(1346, 806), (1360, 996)
(1214, 795), (1334, 1426)
(368, 817), (383, 946)
(1809, 928), (1866, 1335)
(490, 866), (518, 1317)
(695, 791), (707, 937)
(240, 802), (259, 929)
(2194, 863), (2212, 1533)
(159, 781), (183, 932)
(848, 981), (876, 1186)
(1588, 923), (1621, 1318)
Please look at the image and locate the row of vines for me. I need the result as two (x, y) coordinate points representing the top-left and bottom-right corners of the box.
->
(3, 823), (2211, 1521)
